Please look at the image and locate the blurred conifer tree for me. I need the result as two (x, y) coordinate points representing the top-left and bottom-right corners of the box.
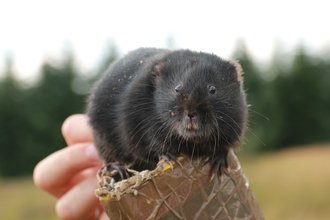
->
(0, 43), (120, 176)
(231, 40), (270, 151)
(94, 39), (120, 80)
(0, 53), (31, 176)
(273, 46), (329, 147)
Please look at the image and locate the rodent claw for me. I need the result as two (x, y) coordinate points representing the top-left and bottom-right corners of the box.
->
(208, 152), (229, 181)
(100, 162), (130, 180)
(160, 154), (183, 169)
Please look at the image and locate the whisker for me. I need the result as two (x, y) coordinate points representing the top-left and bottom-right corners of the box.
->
(216, 110), (266, 147)
(246, 128), (266, 146)
(190, 142), (196, 161)
(212, 114), (233, 148)
(249, 109), (270, 121)
(148, 121), (168, 159)
(130, 113), (161, 140)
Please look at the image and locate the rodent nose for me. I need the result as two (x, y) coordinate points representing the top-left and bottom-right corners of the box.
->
(187, 111), (198, 118)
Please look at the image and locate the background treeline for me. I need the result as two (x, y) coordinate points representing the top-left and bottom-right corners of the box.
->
(0, 41), (329, 177)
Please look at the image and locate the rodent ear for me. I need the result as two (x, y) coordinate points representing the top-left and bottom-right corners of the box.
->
(152, 62), (164, 77)
(151, 62), (164, 84)
(230, 60), (244, 84)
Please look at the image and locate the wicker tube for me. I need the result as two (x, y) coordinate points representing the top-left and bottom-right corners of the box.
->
(95, 150), (264, 220)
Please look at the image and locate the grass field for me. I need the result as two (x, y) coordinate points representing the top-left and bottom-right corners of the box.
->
(1, 144), (329, 220)
(237, 144), (330, 220)
(0, 176), (58, 220)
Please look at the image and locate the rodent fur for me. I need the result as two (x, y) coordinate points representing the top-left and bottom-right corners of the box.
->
(87, 48), (247, 175)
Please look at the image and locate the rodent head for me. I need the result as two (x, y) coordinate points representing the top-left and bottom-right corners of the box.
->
(151, 50), (247, 147)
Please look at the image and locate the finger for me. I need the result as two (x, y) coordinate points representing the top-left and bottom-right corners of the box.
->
(33, 143), (102, 197)
(100, 212), (110, 220)
(69, 166), (100, 188)
(56, 176), (101, 220)
(62, 114), (93, 146)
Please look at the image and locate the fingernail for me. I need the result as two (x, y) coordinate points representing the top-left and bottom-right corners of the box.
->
(86, 144), (101, 164)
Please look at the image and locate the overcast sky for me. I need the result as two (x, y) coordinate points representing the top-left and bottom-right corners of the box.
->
(1, 0), (329, 83)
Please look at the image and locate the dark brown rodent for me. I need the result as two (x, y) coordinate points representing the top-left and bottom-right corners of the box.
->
(87, 48), (247, 177)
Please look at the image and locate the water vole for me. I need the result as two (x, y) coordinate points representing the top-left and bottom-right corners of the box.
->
(87, 48), (247, 179)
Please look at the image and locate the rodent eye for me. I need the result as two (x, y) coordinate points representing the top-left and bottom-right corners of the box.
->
(175, 85), (182, 93)
(209, 85), (216, 94)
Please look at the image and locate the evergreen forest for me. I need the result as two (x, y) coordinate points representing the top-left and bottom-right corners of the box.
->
(1, 41), (329, 176)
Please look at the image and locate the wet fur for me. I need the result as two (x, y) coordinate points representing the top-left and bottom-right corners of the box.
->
(87, 48), (247, 174)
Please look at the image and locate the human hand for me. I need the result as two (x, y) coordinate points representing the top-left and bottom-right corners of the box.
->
(33, 114), (109, 220)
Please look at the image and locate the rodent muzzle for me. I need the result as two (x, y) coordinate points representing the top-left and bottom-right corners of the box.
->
(183, 110), (199, 131)
(187, 110), (198, 118)
(186, 110), (198, 131)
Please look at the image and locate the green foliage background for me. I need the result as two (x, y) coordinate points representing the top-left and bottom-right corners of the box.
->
(0, 41), (329, 176)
